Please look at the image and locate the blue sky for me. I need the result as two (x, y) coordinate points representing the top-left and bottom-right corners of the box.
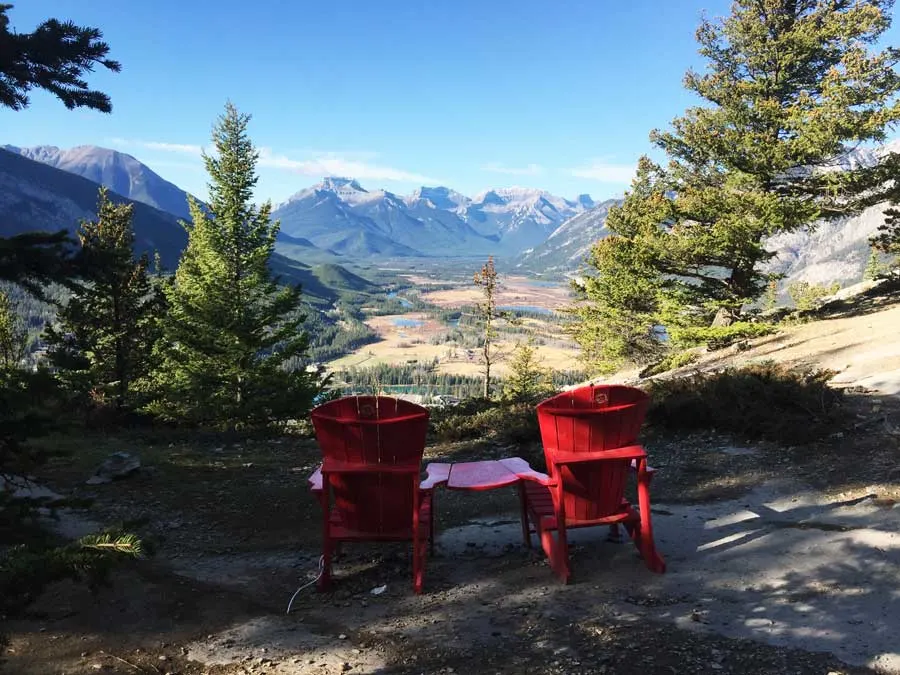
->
(4, 1), (899, 204)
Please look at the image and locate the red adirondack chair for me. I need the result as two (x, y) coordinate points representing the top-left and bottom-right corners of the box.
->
(521, 384), (666, 582)
(307, 396), (447, 594)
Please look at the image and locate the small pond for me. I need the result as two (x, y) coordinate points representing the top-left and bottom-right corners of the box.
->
(387, 291), (413, 308)
(500, 305), (554, 315)
(393, 318), (424, 328)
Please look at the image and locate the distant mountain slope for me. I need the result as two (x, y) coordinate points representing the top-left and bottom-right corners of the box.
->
(765, 203), (891, 289)
(519, 193), (892, 290)
(0, 148), (187, 267)
(272, 178), (593, 258)
(4, 144), (197, 220)
(311, 263), (376, 292)
(514, 198), (619, 273)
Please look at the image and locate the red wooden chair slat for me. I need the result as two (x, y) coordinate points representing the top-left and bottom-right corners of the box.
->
(522, 384), (665, 582)
(308, 396), (433, 593)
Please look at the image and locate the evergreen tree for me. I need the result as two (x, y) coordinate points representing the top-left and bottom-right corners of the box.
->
(574, 0), (900, 367)
(472, 256), (508, 398)
(763, 277), (779, 311)
(568, 159), (672, 373)
(871, 201), (900, 277)
(0, 3), (121, 295)
(144, 103), (316, 429)
(0, 289), (26, 370)
(864, 245), (886, 280)
(0, 3), (120, 111)
(44, 189), (164, 410)
(502, 338), (551, 403)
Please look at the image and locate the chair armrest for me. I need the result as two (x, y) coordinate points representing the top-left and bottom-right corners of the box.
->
(498, 457), (551, 485)
(631, 458), (656, 475)
(309, 466), (323, 492)
(420, 462), (451, 490)
(552, 445), (647, 466)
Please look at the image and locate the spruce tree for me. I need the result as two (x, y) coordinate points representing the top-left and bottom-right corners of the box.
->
(0, 3), (121, 294)
(568, 158), (672, 373)
(574, 0), (900, 367)
(44, 189), (163, 410)
(0, 3), (120, 111)
(0, 289), (26, 370)
(871, 200), (900, 277)
(863, 246), (885, 280)
(502, 338), (551, 403)
(473, 256), (503, 398)
(145, 103), (316, 429)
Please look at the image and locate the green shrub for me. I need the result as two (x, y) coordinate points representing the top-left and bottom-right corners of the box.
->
(669, 322), (778, 351)
(639, 350), (700, 378)
(787, 281), (840, 311)
(429, 399), (541, 446)
(644, 362), (844, 445)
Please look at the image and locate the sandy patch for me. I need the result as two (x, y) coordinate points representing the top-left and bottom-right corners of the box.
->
(422, 276), (572, 311)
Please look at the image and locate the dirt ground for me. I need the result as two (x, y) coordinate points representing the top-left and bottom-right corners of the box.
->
(3, 382), (898, 675)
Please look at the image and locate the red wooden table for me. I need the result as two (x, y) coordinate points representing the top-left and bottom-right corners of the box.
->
(424, 457), (550, 547)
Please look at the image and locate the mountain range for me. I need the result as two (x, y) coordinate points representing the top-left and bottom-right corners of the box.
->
(271, 177), (595, 256)
(0, 147), (187, 267)
(3, 144), (197, 221)
(3, 145), (598, 260)
(2, 142), (895, 291)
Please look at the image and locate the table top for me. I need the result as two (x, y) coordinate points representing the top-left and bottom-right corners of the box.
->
(425, 457), (549, 491)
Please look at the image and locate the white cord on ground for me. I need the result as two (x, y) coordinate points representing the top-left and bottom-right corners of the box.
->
(286, 555), (325, 614)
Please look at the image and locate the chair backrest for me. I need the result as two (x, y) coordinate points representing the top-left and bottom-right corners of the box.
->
(311, 396), (429, 533)
(536, 384), (649, 521)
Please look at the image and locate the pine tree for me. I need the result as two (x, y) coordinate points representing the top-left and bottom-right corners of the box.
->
(863, 246), (885, 280)
(0, 3), (121, 111)
(763, 277), (779, 312)
(0, 4), (121, 294)
(502, 338), (551, 403)
(473, 256), (504, 398)
(0, 289), (27, 370)
(871, 202), (900, 278)
(43, 189), (164, 410)
(144, 103), (316, 429)
(567, 159), (672, 373)
(575, 0), (900, 365)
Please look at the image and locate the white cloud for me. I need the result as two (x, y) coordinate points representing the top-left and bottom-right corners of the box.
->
(107, 137), (437, 184)
(480, 162), (544, 176)
(256, 147), (438, 184)
(569, 160), (636, 184)
(108, 137), (208, 156)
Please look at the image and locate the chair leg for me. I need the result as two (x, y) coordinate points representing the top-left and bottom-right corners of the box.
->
(518, 482), (531, 548)
(635, 463), (666, 574)
(607, 524), (623, 542)
(429, 492), (436, 557)
(318, 483), (333, 591)
(413, 534), (425, 594)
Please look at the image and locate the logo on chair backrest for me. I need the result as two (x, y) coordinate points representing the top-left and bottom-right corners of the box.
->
(359, 403), (377, 419)
(593, 390), (609, 407)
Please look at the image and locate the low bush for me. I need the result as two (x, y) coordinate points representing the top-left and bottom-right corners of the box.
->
(787, 281), (841, 311)
(669, 322), (778, 351)
(429, 398), (541, 446)
(639, 350), (700, 378)
(644, 361), (844, 445)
